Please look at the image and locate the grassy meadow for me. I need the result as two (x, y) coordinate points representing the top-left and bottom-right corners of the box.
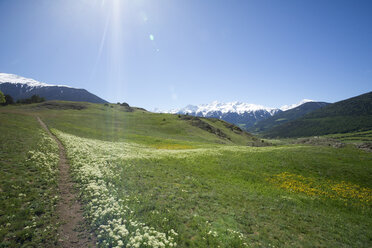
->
(0, 102), (371, 247)
(0, 112), (59, 247)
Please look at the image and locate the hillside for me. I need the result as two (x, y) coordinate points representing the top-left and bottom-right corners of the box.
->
(1, 101), (371, 247)
(3, 101), (262, 146)
(248, 101), (329, 133)
(0, 73), (107, 103)
(264, 91), (372, 138)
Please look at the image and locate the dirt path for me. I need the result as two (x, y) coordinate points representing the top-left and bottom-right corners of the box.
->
(37, 117), (96, 248)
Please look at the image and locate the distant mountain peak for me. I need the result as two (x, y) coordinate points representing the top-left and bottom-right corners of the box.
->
(0, 72), (107, 103)
(156, 99), (321, 130)
(265, 91), (372, 137)
(160, 99), (316, 116)
(165, 101), (279, 116)
(0, 73), (72, 88)
(280, 99), (315, 111)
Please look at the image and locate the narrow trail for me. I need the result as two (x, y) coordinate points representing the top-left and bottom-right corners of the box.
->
(37, 117), (96, 248)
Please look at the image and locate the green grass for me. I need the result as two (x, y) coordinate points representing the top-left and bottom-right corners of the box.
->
(118, 145), (372, 247)
(55, 129), (372, 247)
(1, 101), (372, 247)
(0, 112), (59, 247)
(324, 130), (372, 143)
(16, 101), (255, 146)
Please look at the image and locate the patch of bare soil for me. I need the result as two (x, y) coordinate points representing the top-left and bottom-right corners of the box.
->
(37, 117), (96, 248)
(356, 142), (372, 152)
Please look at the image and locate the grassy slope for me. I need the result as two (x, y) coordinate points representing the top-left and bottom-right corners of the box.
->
(23, 101), (260, 146)
(0, 112), (59, 247)
(118, 145), (372, 247)
(264, 91), (372, 138)
(1, 101), (372, 247)
(248, 102), (329, 133)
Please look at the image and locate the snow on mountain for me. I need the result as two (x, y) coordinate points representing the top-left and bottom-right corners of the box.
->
(161, 99), (315, 117)
(280, 99), (314, 111)
(0, 72), (107, 103)
(0, 73), (72, 88)
(157, 99), (315, 130)
(165, 101), (280, 116)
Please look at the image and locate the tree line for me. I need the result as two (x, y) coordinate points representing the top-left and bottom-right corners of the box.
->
(0, 90), (45, 106)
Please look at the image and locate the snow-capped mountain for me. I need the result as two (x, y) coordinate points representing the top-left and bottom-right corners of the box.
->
(158, 100), (316, 130)
(0, 73), (71, 88)
(280, 99), (314, 111)
(167, 101), (280, 116)
(0, 73), (107, 103)
(248, 101), (330, 133)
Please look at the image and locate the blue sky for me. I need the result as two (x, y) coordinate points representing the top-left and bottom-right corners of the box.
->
(0, 0), (371, 110)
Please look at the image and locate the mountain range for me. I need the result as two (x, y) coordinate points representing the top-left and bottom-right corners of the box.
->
(264, 91), (372, 138)
(247, 101), (330, 133)
(159, 91), (372, 137)
(158, 99), (324, 130)
(0, 73), (107, 103)
(2, 73), (371, 139)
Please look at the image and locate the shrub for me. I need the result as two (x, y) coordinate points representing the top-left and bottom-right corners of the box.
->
(16, 95), (45, 104)
(0, 90), (5, 104)
(4, 95), (14, 105)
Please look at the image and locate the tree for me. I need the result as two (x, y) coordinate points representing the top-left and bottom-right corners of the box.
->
(30, 94), (45, 103)
(0, 91), (5, 104)
(120, 102), (130, 107)
(4, 95), (14, 105)
(16, 95), (45, 104)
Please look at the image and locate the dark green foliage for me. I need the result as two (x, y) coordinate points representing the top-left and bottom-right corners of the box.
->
(249, 102), (329, 133)
(265, 92), (372, 137)
(34, 101), (86, 110)
(0, 90), (5, 104)
(16, 95), (45, 104)
(4, 94), (14, 105)
(116, 102), (133, 112)
(120, 102), (130, 107)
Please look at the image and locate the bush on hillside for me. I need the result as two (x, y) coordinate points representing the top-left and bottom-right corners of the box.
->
(3, 95), (14, 105)
(0, 90), (5, 104)
(120, 102), (130, 107)
(16, 95), (45, 104)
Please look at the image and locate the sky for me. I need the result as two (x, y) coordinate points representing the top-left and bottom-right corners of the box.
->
(0, 0), (371, 110)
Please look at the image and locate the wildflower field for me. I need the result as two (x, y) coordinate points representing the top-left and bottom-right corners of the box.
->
(1, 103), (372, 247)
(51, 129), (372, 247)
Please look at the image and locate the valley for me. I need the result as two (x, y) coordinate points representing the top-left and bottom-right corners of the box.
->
(1, 1), (371, 247)
(1, 102), (371, 247)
